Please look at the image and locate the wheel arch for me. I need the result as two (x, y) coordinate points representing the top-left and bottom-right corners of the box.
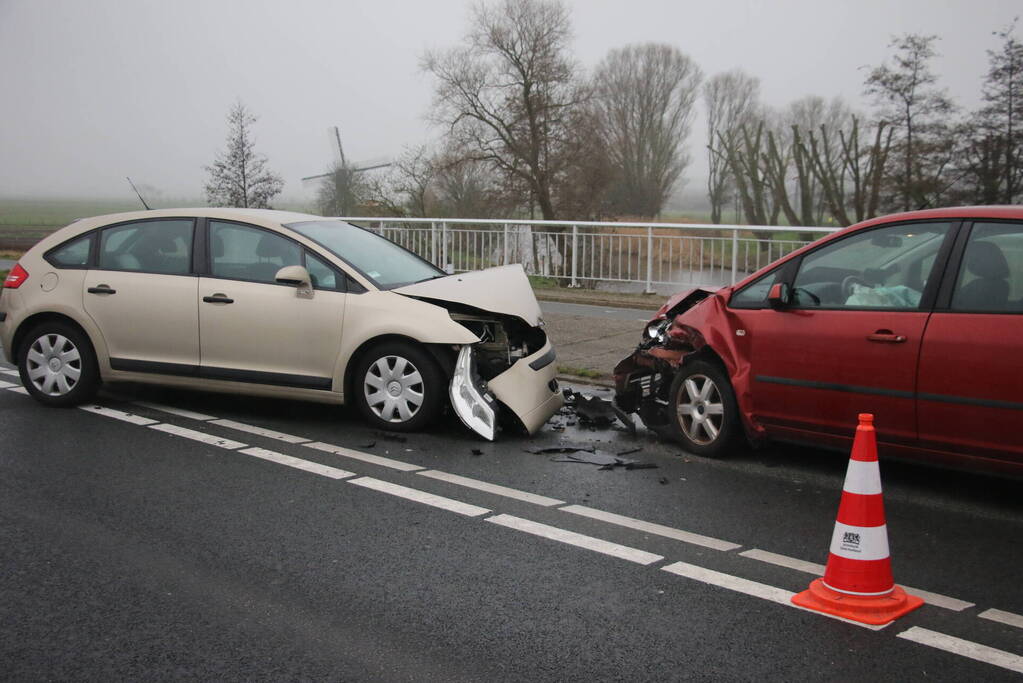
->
(342, 334), (455, 404)
(11, 312), (99, 366)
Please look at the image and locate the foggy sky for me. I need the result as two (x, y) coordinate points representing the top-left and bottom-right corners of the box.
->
(1, 0), (1018, 202)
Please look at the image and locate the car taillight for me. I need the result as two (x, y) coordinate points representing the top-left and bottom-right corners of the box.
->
(3, 263), (28, 289)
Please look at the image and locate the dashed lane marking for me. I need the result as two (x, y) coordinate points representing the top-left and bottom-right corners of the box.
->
(979, 608), (1023, 630)
(78, 404), (160, 426)
(240, 446), (355, 479)
(486, 513), (663, 565)
(349, 476), (490, 516)
(739, 548), (975, 612)
(211, 418), (311, 444)
(134, 401), (217, 421)
(418, 470), (564, 507)
(8, 386), (28, 394)
(898, 626), (1023, 674)
(561, 504), (741, 551)
(661, 561), (889, 631)
(305, 441), (425, 472)
(0, 368), (19, 378)
(0, 379), (18, 389)
(148, 423), (247, 450)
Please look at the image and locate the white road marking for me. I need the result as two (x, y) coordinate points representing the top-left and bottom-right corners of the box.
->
(561, 504), (741, 551)
(210, 418), (310, 444)
(897, 626), (1023, 674)
(8, 386), (28, 394)
(305, 441), (425, 472)
(134, 401), (217, 421)
(979, 608), (1023, 630)
(0, 368), (20, 378)
(661, 561), (889, 631)
(239, 447), (354, 479)
(0, 379), (18, 389)
(486, 514), (663, 565)
(740, 548), (975, 612)
(418, 470), (564, 507)
(78, 404), (160, 426)
(349, 477), (490, 516)
(148, 423), (246, 450)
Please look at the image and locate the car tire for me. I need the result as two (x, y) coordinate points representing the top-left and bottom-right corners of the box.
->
(18, 321), (100, 407)
(354, 341), (444, 433)
(667, 359), (739, 458)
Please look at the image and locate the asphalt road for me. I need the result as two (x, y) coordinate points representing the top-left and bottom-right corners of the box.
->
(1, 357), (1021, 680)
(540, 300), (655, 321)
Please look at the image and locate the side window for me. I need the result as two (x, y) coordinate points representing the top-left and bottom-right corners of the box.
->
(210, 221), (302, 284)
(98, 220), (194, 275)
(305, 252), (340, 291)
(790, 222), (952, 309)
(951, 222), (1023, 313)
(47, 234), (93, 267)
(729, 267), (784, 308)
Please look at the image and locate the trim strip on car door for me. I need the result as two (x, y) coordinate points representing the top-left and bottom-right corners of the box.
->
(110, 357), (332, 390)
(528, 346), (557, 371)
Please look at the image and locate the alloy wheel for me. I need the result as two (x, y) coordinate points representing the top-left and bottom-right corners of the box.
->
(676, 373), (725, 445)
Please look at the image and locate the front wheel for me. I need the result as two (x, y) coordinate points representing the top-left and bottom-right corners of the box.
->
(19, 321), (100, 407)
(667, 359), (739, 457)
(354, 341), (444, 432)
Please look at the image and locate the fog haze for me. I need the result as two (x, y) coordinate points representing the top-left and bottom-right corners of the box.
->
(1, 0), (1018, 203)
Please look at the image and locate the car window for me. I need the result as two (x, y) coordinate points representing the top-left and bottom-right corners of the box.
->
(98, 220), (194, 275)
(790, 222), (952, 309)
(951, 222), (1023, 313)
(729, 266), (785, 308)
(306, 251), (339, 291)
(47, 234), (93, 267)
(210, 221), (302, 284)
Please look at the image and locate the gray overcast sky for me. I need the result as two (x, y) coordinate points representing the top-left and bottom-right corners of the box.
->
(0, 0), (1018, 202)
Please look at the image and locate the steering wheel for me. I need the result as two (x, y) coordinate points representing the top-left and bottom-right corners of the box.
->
(841, 275), (871, 299)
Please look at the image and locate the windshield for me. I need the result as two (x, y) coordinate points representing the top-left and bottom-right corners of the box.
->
(285, 220), (444, 288)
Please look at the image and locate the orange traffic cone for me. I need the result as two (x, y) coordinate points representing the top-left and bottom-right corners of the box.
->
(791, 413), (924, 625)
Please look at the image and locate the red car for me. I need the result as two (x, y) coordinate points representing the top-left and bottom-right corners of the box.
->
(614, 207), (1023, 475)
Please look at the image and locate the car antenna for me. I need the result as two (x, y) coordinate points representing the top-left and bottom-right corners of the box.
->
(126, 176), (151, 210)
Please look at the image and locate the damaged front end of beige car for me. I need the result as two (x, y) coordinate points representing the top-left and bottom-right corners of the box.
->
(393, 265), (563, 440)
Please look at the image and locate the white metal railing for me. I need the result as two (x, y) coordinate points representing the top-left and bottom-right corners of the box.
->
(338, 216), (838, 291)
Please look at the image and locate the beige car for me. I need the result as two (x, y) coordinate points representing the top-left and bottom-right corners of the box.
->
(0, 208), (563, 439)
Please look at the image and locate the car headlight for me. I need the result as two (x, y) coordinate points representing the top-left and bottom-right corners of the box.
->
(645, 319), (668, 342)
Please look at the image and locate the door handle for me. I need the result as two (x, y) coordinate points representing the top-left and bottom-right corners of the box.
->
(867, 330), (906, 343)
(87, 285), (116, 295)
(203, 294), (234, 304)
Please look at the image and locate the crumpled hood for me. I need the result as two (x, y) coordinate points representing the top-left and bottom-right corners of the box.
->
(392, 264), (542, 326)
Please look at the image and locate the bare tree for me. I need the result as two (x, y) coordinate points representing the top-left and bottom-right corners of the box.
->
(865, 34), (957, 211)
(387, 145), (438, 217)
(316, 161), (371, 216)
(591, 43), (703, 217)
(204, 102), (283, 209)
(421, 0), (583, 220)
(704, 70), (760, 223)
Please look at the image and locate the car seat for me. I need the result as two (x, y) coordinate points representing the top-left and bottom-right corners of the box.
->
(252, 233), (299, 282)
(954, 240), (1010, 311)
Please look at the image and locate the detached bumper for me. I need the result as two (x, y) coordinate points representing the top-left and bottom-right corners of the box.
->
(488, 338), (564, 435)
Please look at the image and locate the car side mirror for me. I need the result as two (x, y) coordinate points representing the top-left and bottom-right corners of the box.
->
(275, 265), (311, 289)
(767, 282), (792, 309)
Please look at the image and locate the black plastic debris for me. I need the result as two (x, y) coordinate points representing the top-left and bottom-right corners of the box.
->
(360, 441), (376, 449)
(374, 432), (408, 443)
(471, 448), (483, 456)
(524, 443), (597, 454)
(561, 389), (635, 432)
(616, 447), (643, 456)
(553, 449), (657, 471)
(658, 477), (669, 485)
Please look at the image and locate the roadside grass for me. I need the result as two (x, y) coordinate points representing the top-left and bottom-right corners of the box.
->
(0, 250), (24, 260)
(1, 269), (9, 281)
(557, 365), (604, 379)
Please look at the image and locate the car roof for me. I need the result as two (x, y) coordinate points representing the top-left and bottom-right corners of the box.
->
(64, 207), (326, 231)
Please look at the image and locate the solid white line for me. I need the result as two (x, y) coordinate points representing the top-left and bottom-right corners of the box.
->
(897, 626), (1023, 674)
(78, 404), (160, 426)
(418, 470), (564, 507)
(0, 379), (18, 389)
(134, 401), (217, 421)
(561, 504), (741, 551)
(305, 441), (425, 472)
(661, 561), (888, 631)
(979, 608), (1023, 630)
(239, 447), (354, 479)
(739, 548), (975, 611)
(8, 386), (28, 394)
(348, 477), (490, 516)
(211, 419), (310, 444)
(148, 423), (247, 450)
(486, 514), (663, 565)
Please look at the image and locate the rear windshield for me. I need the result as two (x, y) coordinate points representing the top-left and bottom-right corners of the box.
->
(286, 220), (444, 289)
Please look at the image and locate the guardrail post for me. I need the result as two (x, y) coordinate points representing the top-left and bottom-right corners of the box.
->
(570, 224), (578, 287)
(645, 226), (654, 294)
(731, 228), (739, 284)
(430, 221), (437, 265)
(503, 223), (510, 265)
(441, 221), (449, 273)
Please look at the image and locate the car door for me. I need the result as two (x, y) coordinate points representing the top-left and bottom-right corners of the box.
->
(197, 220), (346, 390)
(916, 220), (1023, 466)
(83, 218), (200, 372)
(739, 221), (957, 449)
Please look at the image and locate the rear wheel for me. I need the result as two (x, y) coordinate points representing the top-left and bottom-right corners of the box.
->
(354, 341), (444, 432)
(667, 359), (738, 457)
(19, 321), (100, 407)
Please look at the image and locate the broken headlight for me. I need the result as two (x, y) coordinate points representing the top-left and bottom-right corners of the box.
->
(644, 319), (669, 344)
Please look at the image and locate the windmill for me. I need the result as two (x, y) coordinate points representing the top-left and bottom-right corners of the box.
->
(302, 126), (392, 216)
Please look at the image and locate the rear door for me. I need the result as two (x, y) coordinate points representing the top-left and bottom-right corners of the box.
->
(917, 221), (1023, 466)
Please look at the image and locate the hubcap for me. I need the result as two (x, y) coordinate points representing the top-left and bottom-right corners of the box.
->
(676, 374), (725, 445)
(26, 333), (82, 397)
(364, 355), (424, 423)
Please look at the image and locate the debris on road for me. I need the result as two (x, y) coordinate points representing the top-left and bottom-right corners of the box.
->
(551, 448), (657, 471)
(360, 441), (376, 449)
(471, 448), (483, 456)
(374, 432), (408, 443)
(524, 443), (597, 454)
